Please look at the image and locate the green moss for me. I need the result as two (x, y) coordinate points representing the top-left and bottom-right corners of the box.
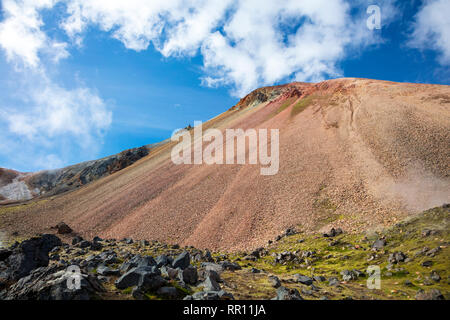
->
(291, 95), (314, 117)
(0, 199), (49, 215)
(226, 206), (449, 300)
(276, 97), (296, 114)
(121, 287), (133, 295)
(169, 280), (193, 296)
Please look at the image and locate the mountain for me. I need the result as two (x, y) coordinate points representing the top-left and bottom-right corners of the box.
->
(0, 78), (449, 251)
(0, 146), (150, 204)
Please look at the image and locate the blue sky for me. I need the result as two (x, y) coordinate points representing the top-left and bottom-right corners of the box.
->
(0, 0), (449, 172)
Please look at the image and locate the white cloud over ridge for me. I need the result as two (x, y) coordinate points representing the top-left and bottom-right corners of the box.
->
(408, 0), (450, 66)
(1, 0), (401, 97)
(59, 0), (378, 96)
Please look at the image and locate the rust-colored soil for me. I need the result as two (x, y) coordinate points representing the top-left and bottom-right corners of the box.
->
(1, 78), (449, 251)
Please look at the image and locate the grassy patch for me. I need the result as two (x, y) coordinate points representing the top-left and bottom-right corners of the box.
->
(223, 206), (449, 300)
(291, 95), (314, 117)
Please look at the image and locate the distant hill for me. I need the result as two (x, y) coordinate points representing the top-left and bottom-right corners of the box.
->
(0, 146), (150, 204)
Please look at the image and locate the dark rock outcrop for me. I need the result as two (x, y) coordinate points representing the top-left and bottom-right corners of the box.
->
(1, 234), (62, 281)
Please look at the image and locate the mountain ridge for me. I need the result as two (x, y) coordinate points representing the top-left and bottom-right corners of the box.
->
(0, 78), (449, 251)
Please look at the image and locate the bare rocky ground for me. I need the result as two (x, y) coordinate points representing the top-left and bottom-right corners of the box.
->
(0, 204), (448, 300)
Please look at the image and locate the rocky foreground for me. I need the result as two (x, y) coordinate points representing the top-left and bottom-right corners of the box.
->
(0, 205), (448, 300)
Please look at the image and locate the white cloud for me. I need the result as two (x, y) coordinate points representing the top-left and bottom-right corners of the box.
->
(0, 0), (112, 170)
(58, 0), (395, 96)
(0, 0), (68, 68)
(408, 0), (450, 65)
(6, 82), (112, 143)
(0, 77), (112, 170)
(0, 0), (402, 97)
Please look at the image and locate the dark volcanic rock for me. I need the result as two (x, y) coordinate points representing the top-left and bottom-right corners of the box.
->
(156, 286), (179, 299)
(328, 277), (340, 286)
(2, 234), (62, 281)
(341, 270), (357, 281)
(203, 276), (221, 291)
(96, 265), (120, 276)
(55, 222), (72, 234)
(388, 252), (407, 264)
(90, 241), (103, 251)
(72, 236), (83, 245)
(268, 275), (281, 288)
(415, 289), (445, 300)
(172, 251), (190, 270)
(219, 261), (241, 271)
(155, 255), (170, 267)
(78, 241), (91, 249)
(23, 146), (150, 200)
(120, 255), (155, 273)
(323, 228), (343, 238)
(115, 266), (160, 290)
(0, 249), (12, 261)
(137, 256), (157, 268)
(138, 273), (166, 292)
(430, 270), (441, 282)
(2, 265), (104, 300)
(178, 266), (198, 285)
(293, 274), (313, 285)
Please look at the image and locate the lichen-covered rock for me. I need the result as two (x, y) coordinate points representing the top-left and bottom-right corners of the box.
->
(274, 286), (303, 300)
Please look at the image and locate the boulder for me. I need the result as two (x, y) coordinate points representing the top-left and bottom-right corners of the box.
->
(430, 270), (441, 282)
(119, 255), (150, 273)
(138, 273), (166, 292)
(313, 275), (326, 282)
(3, 234), (62, 281)
(323, 228), (343, 238)
(2, 265), (104, 300)
(96, 265), (120, 276)
(155, 255), (170, 268)
(179, 266), (198, 285)
(172, 251), (190, 270)
(201, 262), (223, 273)
(268, 275), (281, 288)
(293, 274), (313, 285)
(388, 252), (407, 264)
(372, 239), (386, 249)
(203, 276), (221, 291)
(341, 270), (357, 281)
(137, 256), (157, 268)
(56, 222), (72, 234)
(328, 277), (340, 286)
(78, 241), (91, 249)
(115, 266), (160, 290)
(415, 289), (445, 300)
(219, 261), (241, 271)
(156, 286), (179, 299)
(72, 236), (83, 245)
(192, 291), (220, 300)
(0, 249), (12, 262)
(90, 242), (103, 251)
(274, 286), (303, 300)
